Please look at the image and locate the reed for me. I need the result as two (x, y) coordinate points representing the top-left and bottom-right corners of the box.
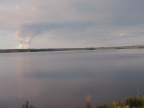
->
(85, 94), (91, 108)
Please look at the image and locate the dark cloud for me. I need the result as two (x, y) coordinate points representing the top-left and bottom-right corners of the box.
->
(108, 1), (144, 26)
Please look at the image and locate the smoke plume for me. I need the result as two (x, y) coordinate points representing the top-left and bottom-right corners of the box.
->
(14, 22), (91, 49)
(14, 23), (55, 49)
(15, 30), (32, 49)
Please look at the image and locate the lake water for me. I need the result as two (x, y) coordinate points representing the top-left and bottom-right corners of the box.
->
(0, 49), (144, 108)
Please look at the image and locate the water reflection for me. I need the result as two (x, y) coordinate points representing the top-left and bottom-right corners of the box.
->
(0, 50), (144, 108)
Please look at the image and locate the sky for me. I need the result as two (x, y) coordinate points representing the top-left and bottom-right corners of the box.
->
(0, 0), (144, 49)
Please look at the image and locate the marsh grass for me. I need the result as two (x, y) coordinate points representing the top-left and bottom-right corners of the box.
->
(95, 93), (144, 108)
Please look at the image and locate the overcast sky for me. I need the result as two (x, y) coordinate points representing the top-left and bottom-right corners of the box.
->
(0, 0), (144, 49)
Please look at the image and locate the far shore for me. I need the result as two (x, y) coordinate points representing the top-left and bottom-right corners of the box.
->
(0, 45), (144, 53)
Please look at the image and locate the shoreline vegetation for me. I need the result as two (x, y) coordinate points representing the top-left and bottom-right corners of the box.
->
(0, 45), (144, 53)
(20, 93), (144, 108)
(85, 93), (144, 108)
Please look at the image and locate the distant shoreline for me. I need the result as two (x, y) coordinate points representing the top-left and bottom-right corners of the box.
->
(0, 45), (144, 53)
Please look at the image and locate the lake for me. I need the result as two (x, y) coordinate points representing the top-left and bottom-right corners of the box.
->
(0, 49), (144, 108)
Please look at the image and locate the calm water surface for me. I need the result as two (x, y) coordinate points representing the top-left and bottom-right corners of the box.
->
(0, 49), (144, 108)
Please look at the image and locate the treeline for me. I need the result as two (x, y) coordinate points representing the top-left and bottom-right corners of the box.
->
(0, 48), (95, 53)
(96, 45), (144, 50)
(0, 45), (144, 53)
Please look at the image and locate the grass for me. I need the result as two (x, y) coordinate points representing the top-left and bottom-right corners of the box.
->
(1, 93), (144, 108)
(21, 93), (144, 108)
(91, 93), (144, 108)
